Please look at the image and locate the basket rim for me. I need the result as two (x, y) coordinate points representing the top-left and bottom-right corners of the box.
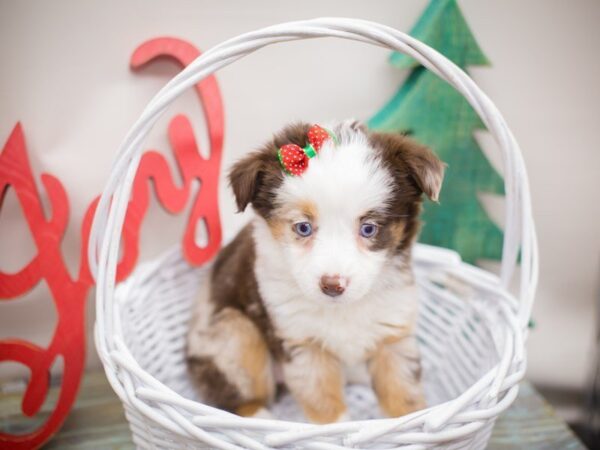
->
(91, 17), (537, 448)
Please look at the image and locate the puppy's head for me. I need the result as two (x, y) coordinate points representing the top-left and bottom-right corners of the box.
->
(230, 121), (445, 303)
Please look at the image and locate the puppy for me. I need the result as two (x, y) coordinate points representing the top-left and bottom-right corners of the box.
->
(186, 120), (445, 423)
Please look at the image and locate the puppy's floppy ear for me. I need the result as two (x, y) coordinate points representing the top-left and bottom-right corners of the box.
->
(229, 143), (286, 214)
(370, 132), (446, 202)
(401, 139), (445, 202)
(229, 152), (265, 212)
(229, 122), (314, 214)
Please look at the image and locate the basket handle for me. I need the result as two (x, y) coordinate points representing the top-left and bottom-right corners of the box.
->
(90, 18), (538, 345)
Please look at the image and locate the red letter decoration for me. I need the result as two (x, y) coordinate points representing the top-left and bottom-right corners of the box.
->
(0, 37), (224, 449)
(119, 37), (224, 272)
(0, 124), (88, 449)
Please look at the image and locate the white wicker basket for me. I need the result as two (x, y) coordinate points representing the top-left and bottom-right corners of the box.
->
(91, 18), (538, 449)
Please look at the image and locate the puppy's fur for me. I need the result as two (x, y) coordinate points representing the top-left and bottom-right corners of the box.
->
(187, 120), (445, 423)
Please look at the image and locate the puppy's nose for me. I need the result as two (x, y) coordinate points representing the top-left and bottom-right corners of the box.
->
(320, 275), (346, 297)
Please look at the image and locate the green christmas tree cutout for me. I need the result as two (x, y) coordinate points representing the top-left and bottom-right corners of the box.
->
(369, 0), (504, 264)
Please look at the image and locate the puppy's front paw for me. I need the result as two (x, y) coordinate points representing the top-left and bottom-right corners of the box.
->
(236, 401), (272, 418)
(302, 396), (348, 424)
(377, 386), (426, 418)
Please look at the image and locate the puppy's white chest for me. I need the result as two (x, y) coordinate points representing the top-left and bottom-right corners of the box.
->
(265, 286), (418, 365)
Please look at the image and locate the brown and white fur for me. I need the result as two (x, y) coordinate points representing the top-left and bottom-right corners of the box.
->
(186, 120), (445, 423)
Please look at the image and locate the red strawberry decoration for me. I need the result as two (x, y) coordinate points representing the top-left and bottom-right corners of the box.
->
(278, 143), (309, 176)
(277, 124), (336, 176)
(307, 125), (331, 151)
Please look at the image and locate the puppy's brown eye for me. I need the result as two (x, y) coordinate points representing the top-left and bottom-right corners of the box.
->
(359, 223), (378, 238)
(294, 222), (313, 237)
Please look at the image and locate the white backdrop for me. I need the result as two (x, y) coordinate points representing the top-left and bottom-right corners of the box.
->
(1, 0), (599, 396)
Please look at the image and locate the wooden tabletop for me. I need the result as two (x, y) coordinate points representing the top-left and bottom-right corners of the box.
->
(0, 371), (586, 449)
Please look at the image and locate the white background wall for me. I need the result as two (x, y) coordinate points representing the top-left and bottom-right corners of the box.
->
(1, 0), (599, 396)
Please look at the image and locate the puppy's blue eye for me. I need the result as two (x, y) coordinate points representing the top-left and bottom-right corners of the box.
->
(294, 222), (313, 237)
(360, 223), (378, 238)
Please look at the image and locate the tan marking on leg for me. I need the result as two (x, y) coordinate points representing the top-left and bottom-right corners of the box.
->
(188, 307), (274, 412)
(215, 308), (274, 403)
(238, 315), (272, 401)
(366, 325), (412, 359)
(369, 334), (425, 417)
(380, 333), (404, 347)
(283, 342), (347, 424)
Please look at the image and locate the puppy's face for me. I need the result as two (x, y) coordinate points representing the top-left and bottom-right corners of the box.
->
(230, 121), (444, 304)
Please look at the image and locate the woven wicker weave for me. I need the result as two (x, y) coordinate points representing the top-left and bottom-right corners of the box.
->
(90, 18), (538, 449)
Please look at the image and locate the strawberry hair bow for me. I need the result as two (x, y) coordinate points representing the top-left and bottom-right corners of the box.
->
(277, 124), (337, 176)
